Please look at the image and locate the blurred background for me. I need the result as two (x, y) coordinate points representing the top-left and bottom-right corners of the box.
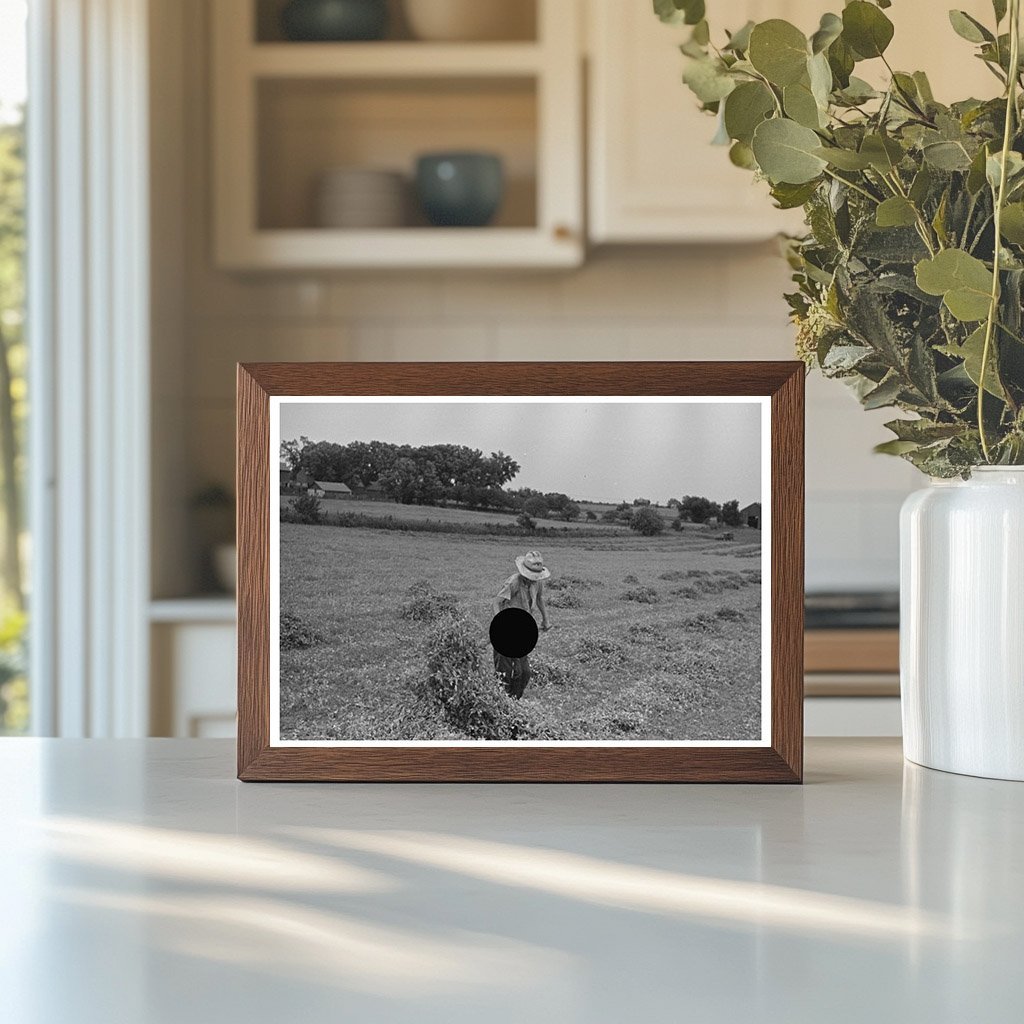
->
(0, 0), (997, 741)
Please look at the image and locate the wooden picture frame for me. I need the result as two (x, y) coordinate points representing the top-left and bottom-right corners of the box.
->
(237, 362), (804, 782)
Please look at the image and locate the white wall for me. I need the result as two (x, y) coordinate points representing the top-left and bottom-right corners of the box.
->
(156, 0), (921, 599)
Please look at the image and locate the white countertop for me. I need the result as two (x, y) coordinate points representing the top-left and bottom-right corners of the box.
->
(1, 738), (1020, 1023)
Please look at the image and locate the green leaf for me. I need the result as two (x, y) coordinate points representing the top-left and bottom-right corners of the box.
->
(1000, 203), (1024, 245)
(862, 375), (903, 409)
(909, 164), (933, 205)
(748, 20), (809, 86)
(751, 118), (828, 184)
(915, 249), (994, 321)
(884, 418), (964, 443)
(892, 72), (923, 111)
(653, 0), (705, 26)
(770, 180), (820, 209)
(808, 51), (833, 109)
(932, 190), (950, 246)
(729, 140), (757, 169)
(683, 57), (736, 104)
(874, 439), (922, 455)
(986, 150), (1024, 191)
(923, 140), (973, 171)
(948, 10), (994, 44)
(913, 71), (935, 104)
(939, 325), (1006, 397)
(837, 76), (879, 104)
(724, 20), (755, 53)
(876, 197), (918, 228)
(814, 146), (872, 170)
(860, 133), (904, 173)
(827, 36), (855, 88)
(810, 12), (843, 54)
(723, 81), (775, 144)
(842, 1), (895, 59)
(967, 144), (991, 194)
(784, 80), (824, 129)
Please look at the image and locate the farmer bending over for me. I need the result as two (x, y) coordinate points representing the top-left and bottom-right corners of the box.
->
(491, 550), (551, 699)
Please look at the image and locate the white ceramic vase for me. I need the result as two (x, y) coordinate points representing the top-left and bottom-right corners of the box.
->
(900, 467), (1024, 780)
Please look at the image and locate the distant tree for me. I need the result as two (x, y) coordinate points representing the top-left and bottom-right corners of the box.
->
(523, 496), (549, 518)
(557, 501), (581, 522)
(290, 495), (324, 525)
(280, 436), (310, 472)
(721, 499), (742, 527)
(381, 457), (441, 505)
(678, 495), (721, 524)
(629, 506), (664, 536)
(485, 451), (521, 487)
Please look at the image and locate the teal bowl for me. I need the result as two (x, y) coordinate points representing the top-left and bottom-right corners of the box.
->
(281, 0), (388, 42)
(415, 153), (505, 228)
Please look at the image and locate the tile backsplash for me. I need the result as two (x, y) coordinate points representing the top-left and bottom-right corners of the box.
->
(181, 246), (917, 593)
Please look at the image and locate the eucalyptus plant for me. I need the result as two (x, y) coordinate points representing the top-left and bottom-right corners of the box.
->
(657, 0), (1024, 475)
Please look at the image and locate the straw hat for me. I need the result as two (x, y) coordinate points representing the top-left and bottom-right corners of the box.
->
(516, 550), (550, 581)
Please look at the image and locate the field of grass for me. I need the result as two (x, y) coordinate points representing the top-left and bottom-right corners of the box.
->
(279, 511), (763, 743)
(289, 495), (637, 531)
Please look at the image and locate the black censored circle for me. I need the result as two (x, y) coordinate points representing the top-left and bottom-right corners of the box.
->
(489, 608), (539, 659)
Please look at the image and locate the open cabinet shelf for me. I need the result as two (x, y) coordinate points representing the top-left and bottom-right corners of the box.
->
(249, 42), (546, 77)
(211, 0), (583, 269)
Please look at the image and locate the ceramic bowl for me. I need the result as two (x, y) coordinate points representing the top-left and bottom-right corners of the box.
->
(403, 0), (534, 42)
(316, 168), (407, 228)
(415, 152), (504, 228)
(281, 0), (388, 42)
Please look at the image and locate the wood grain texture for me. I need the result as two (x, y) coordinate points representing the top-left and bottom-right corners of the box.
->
(236, 361), (805, 783)
(236, 366), (271, 778)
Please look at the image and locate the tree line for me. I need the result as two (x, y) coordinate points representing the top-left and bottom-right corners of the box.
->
(281, 436), (569, 510)
(281, 437), (748, 529)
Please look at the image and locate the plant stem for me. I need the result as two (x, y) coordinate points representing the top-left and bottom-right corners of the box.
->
(822, 167), (881, 205)
(979, 0), (1021, 462)
(884, 171), (939, 254)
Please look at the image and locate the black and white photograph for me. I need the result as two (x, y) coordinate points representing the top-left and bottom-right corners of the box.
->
(271, 397), (769, 746)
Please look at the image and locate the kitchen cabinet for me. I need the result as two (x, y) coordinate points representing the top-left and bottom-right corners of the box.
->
(587, 0), (998, 244)
(211, 0), (583, 269)
(150, 600), (237, 738)
(587, 0), (813, 243)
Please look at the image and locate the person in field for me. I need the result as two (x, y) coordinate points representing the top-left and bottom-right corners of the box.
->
(491, 550), (551, 699)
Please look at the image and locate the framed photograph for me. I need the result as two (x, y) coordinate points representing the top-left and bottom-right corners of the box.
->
(237, 362), (804, 782)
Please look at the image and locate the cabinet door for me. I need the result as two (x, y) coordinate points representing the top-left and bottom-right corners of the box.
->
(587, 0), (997, 244)
(587, 0), (807, 243)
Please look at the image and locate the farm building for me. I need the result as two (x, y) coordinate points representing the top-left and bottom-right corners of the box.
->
(309, 480), (352, 500)
(740, 502), (761, 529)
(351, 480), (387, 500)
(280, 465), (313, 492)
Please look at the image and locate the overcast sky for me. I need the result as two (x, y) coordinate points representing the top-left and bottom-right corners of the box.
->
(279, 400), (762, 506)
